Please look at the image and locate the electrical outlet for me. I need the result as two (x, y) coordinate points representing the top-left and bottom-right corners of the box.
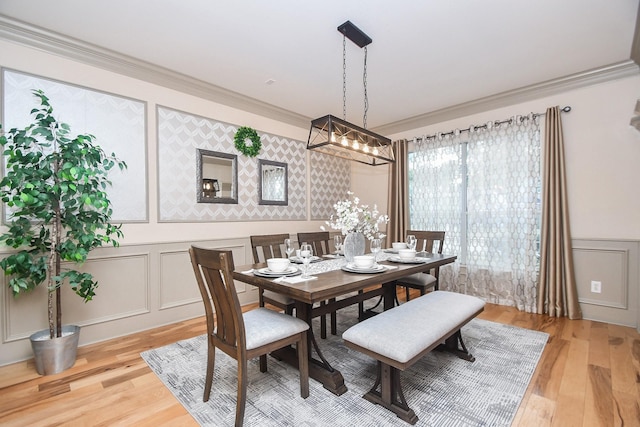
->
(591, 280), (602, 293)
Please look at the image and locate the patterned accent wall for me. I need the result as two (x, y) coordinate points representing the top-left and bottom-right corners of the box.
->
(157, 106), (306, 221)
(2, 70), (148, 222)
(309, 151), (350, 220)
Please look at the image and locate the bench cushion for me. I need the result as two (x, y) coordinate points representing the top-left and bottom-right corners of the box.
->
(342, 291), (484, 364)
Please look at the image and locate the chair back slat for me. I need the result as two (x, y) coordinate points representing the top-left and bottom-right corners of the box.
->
(406, 230), (445, 254)
(250, 233), (289, 263)
(190, 247), (245, 355)
(297, 232), (331, 256)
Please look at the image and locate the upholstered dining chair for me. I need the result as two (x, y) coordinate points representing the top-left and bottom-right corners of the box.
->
(250, 234), (296, 315)
(396, 230), (446, 302)
(297, 231), (367, 337)
(189, 246), (309, 426)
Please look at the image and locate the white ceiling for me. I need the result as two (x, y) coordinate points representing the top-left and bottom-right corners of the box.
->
(0, 0), (638, 131)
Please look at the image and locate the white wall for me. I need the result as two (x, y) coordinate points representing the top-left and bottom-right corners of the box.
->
(352, 74), (640, 328)
(0, 40), (331, 366)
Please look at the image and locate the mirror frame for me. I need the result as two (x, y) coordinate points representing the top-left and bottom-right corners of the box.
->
(196, 148), (238, 204)
(258, 159), (288, 206)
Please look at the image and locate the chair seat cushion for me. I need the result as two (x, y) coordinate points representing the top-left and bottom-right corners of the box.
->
(263, 290), (295, 305)
(342, 291), (485, 364)
(397, 272), (436, 288)
(243, 308), (309, 350)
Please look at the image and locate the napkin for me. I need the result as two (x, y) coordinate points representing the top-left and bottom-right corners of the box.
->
(274, 275), (318, 284)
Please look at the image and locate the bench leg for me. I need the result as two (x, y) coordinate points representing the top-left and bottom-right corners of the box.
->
(436, 330), (475, 362)
(362, 361), (418, 425)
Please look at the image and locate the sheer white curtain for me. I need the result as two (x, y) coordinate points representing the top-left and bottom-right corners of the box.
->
(409, 116), (541, 311)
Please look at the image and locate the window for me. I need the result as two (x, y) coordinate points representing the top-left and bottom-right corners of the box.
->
(408, 117), (541, 311)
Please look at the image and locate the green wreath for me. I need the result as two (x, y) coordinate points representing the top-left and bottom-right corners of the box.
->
(234, 126), (262, 157)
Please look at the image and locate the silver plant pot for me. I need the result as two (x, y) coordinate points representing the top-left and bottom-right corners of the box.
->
(29, 325), (81, 375)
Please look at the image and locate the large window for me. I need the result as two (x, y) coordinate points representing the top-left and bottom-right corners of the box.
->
(408, 117), (541, 311)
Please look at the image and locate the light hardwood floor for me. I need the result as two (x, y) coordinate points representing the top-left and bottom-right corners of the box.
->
(1, 293), (639, 427)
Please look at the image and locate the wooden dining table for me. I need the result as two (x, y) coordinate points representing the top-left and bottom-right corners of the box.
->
(233, 252), (457, 395)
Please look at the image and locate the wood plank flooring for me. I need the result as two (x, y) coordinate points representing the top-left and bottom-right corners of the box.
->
(1, 294), (639, 426)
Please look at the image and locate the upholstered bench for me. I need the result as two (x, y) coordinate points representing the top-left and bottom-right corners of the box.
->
(342, 290), (485, 424)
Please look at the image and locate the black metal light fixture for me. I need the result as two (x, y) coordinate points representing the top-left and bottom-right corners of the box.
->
(307, 21), (394, 166)
(202, 178), (219, 198)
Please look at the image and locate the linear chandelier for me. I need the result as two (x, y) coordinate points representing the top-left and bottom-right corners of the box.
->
(307, 21), (394, 166)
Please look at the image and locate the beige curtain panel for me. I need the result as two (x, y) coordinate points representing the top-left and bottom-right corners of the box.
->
(386, 139), (409, 244)
(537, 106), (582, 319)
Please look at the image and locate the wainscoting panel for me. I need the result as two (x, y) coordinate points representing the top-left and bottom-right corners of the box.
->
(572, 239), (639, 328)
(3, 252), (150, 342)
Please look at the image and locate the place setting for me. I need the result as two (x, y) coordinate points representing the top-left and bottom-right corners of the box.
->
(252, 257), (301, 278)
(341, 238), (394, 274)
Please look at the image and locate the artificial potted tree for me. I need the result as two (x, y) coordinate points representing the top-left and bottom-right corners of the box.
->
(0, 89), (126, 375)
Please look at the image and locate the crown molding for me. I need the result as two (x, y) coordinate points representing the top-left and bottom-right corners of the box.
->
(374, 60), (640, 136)
(2, 14), (638, 137)
(0, 14), (311, 129)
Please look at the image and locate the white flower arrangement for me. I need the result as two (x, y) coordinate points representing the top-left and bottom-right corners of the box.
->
(323, 192), (389, 241)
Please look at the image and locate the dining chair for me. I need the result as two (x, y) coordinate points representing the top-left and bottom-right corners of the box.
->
(249, 234), (296, 315)
(295, 231), (337, 338)
(297, 231), (368, 337)
(189, 246), (309, 427)
(396, 230), (446, 302)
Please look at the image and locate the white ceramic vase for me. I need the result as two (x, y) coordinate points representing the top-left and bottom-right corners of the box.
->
(343, 231), (366, 262)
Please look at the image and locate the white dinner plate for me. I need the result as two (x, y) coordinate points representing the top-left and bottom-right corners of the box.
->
(253, 266), (301, 278)
(387, 256), (431, 264)
(288, 256), (322, 264)
(341, 263), (387, 274)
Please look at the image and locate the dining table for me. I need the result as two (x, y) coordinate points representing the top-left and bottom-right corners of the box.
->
(233, 251), (457, 396)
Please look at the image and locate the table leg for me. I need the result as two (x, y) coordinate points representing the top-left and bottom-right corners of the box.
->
(270, 301), (347, 396)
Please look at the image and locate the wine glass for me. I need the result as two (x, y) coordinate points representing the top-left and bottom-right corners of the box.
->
(370, 238), (381, 267)
(406, 234), (417, 251)
(284, 238), (294, 259)
(300, 243), (313, 279)
(333, 234), (343, 255)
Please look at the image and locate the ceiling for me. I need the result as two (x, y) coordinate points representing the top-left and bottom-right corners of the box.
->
(0, 0), (638, 133)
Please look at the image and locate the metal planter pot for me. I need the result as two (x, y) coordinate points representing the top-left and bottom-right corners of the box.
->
(29, 325), (81, 375)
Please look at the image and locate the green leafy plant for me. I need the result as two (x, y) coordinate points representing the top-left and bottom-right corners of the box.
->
(234, 126), (262, 157)
(0, 89), (126, 339)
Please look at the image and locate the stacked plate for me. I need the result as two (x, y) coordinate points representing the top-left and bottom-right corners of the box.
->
(288, 256), (322, 264)
(341, 263), (387, 274)
(253, 266), (301, 278)
(387, 256), (431, 264)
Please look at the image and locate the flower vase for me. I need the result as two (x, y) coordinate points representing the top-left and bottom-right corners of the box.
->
(343, 232), (366, 262)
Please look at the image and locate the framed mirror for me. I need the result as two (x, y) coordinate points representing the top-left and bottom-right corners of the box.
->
(196, 149), (238, 204)
(258, 159), (288, 206)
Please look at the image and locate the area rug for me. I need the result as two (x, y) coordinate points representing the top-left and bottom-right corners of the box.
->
(141, 305), (548, 426)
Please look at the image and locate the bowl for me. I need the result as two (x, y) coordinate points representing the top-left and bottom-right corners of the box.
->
(392, 242), (408, 249)
(267, 258), (290, 273)
(353, 255), (375, 269)
(398, 249), (416, 260)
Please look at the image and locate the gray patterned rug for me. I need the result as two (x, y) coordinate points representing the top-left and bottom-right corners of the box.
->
(141, 304), (548, 426)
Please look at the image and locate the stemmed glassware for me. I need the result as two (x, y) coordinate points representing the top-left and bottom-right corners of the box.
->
(370, 238), (381, 267)
(300, 243), (313, 279)
(333, 234), (343, 255)
(406, 234), (417, 251)
(284, 238), (294, 259)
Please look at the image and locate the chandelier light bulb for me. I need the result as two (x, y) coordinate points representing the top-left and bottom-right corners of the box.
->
(372, 147), (379, 156)
(363, 144), (370, 153)
(330, 132), (337, 143)
(341, 136), (349, 146)
(352, 140), (360, 150)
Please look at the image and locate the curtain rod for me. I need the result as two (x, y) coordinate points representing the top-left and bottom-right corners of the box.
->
(407, 105), (571, 143)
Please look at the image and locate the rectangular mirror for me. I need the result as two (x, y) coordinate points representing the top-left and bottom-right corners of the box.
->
(258, 159), (288, 206)
(197, 149), (238, 204)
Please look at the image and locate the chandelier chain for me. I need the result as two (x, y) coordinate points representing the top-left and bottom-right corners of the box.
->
(342, 34), (347, 121)
(363, 46), (368, 129)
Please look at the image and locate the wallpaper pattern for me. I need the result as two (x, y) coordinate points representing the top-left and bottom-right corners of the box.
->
(157, 106), (307, 222)
(309, 151), (350, 220)
(2, 69), (148, 222)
